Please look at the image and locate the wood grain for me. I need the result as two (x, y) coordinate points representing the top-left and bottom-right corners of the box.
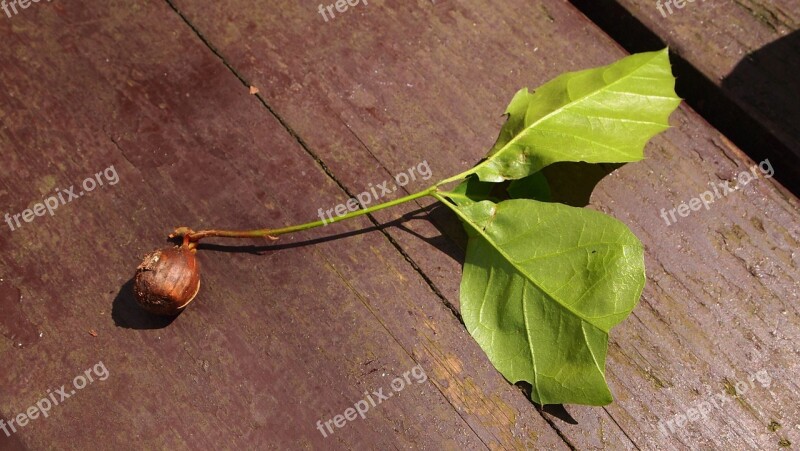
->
(0, 0), (797, 450)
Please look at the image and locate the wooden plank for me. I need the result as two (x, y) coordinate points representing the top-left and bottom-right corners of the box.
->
(570, 0), (800, 193)
(0, 1), (568, 450)
(167, 0), (800, 449)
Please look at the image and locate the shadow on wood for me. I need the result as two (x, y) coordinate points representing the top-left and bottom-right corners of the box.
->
(723, 29), (800, 175)
(543, 162), (623, 208)
(516, 381), (580, 424)
(111, 279), (179, 330)
(193, 204), (466, 266)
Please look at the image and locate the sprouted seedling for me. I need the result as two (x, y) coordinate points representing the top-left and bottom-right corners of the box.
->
(134, 49), (680, 406)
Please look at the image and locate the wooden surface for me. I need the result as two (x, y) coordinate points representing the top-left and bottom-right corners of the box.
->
(0, 0), (798, 449)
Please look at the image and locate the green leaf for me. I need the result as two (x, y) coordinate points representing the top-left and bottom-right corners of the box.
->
(474, 49), (680, 182)
(445, 198), (645, 405)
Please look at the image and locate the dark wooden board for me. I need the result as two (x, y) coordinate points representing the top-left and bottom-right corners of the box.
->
(0, 0), (798, 450)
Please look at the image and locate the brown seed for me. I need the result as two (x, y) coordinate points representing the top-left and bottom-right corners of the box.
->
(133, 245), (201, 316)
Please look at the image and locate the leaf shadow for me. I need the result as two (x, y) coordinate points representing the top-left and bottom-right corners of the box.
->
(517, 381), (579, 424)
(541, 161), (623, 208)
(538, 404), (579, 424)
(722, 29), (800, 194)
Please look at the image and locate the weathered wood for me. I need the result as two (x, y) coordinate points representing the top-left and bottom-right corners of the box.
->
(0, 1), (567, 450)
(167, 0), (800, 449)
(1, 0), (798, 449)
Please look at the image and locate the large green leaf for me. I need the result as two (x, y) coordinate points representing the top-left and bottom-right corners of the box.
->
(445, 198), (645, 405)
(473, 49), (680, 182)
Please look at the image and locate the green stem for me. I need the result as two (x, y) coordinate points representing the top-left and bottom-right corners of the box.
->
(176, 184), (444, 243)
